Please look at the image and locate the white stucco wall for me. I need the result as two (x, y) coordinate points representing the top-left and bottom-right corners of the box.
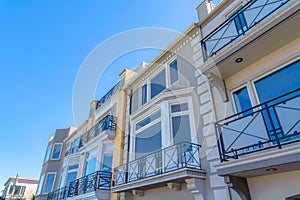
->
(247, 170), (300, 200)
(131, 184), (194, 200)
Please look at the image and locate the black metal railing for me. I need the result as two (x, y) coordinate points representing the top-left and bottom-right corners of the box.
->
(68, 171), (112, 197)
(216, 88), (300, 162)
(201, 0), (292, 60)
(47, 186), (68, 200)
(65, 145), (80, 156)
(80, 115), (117, 147)
(114, 142), (201, 186)
(96, 82), (120, 110)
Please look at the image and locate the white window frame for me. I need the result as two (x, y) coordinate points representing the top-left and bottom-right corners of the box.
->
(51, 143), (63, 160)
(149, 68), (167, 100)
(230, 84), (255, 114)
(36, 174), (45, 195)
(43, 145), (52, 164)
(42, 172), (56, 194)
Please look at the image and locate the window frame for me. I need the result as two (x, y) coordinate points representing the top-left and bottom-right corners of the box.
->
(231, 84), (255, 115)
(43, 145), (52, 164)
(150, 68), (167, 99)
(51, 143), (63, 160)
(131, 107), (162, 160)
(36, 174), (45, 195)
(42, 172), (56, 194)
(168, 58), (179, 86)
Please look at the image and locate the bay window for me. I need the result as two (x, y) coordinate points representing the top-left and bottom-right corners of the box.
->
(42, 173), (56, 194)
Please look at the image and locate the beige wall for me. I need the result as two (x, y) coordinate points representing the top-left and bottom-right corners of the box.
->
(248, 170), (300, 200)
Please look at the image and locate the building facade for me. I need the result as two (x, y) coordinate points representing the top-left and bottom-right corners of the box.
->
(1, 176), (38, 200)
(36, 127), (76, 200)
(36, 0), (300, 200)
(194, 0), (300, 199)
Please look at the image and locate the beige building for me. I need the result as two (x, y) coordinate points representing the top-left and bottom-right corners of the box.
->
(1, 176), (38, 200)
(36, 0), (300, 199)
(193, 0), (300, 199)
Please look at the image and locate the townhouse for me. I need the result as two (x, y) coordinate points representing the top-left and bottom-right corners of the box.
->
(36, 0), (300, 199)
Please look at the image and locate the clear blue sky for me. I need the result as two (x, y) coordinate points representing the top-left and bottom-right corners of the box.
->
(0, 0), (205, 190)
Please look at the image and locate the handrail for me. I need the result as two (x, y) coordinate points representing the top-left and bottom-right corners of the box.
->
(216, 88), (300, 162)
(114, 142), (202, 186)
(96, 82), (120, 110)
(201, 0), (292, 60)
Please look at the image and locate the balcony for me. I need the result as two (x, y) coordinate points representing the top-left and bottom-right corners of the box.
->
(201, 0), (292, 60)
(200, 0), (300, 78)
(65, 146), (80, 156)
(112, 142), (205, 193)
(67, 171), (111, 199)
(47, 186), (68, 200)
(47, 171), (111, 200)
(96, 82), (120, 110)
(215, 88), (300, 177)
(80, 115), (117, 147)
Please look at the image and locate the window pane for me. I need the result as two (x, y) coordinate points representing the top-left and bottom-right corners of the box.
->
(8, 186), (14, 195)
(135, 122), (162, 158)
(151, 69), (166, 98)
(65, 172), (77, 187)
(20, 186), (26, 196)
(43, 146), (52, 163)
(68, 164), (79, 171)
(59, 173), (66, 188)
(172, 115), (191, 144)
(141, 84), (147, 105)
(85, 157), (96, 176)
(43, 173), (55, 193)
(170, 60), (178, 84)
(101, 154), (113, 172)
(255, 60), (300, 103)
(51, 144), (62, 160)
(36, 175), (44, 195)
(171, 103), (188, 113)
(233, 87), (252, 114)
(73, 138), (80, 153)
(136, 110), (161, 130)
(13, 186), (23, 196)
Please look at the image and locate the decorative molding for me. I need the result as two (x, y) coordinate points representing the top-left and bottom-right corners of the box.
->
(167, 183), (181, 191)
(207, 72), (228, 102)
(185, 178), (206, 200)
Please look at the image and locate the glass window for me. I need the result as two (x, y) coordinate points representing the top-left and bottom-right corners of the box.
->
(229, 7), (247, 35)
(51, 143), (62, 160)
(172, 115), (191, 144)
(36, 174), (45, 195)
(43, 173), (55, 194)
(68, 164), (79, 171)
(170, 60), (178, 84)
(141, 84), (147, 105)
(135, 122), (162, 158)
(59, 168), (66, 188)
(136, 111), (161, 130)
(101, 154), (113, 172)
(233, 87), (253, 115)
(73, 138), (80, 152)
(85, 157), (96, 176)
(171, 103), (188, 113)
(151, 69), (166, 99)
(8, 186), (14, 195)
(43, 145), (52, 163)
(255, 60), (300, 103)
(13, 186), (25, 196)
(65, 171), (77, 187)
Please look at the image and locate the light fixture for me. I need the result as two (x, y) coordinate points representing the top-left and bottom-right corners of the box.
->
(235, 57), (243, 63)
(266, 168), (277, 172)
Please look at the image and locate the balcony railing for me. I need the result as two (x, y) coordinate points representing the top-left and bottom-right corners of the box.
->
(114, 142), (201, 186)
(65, 145), (80, 156)
(68, 171), (112, 197)
(216, 88), (300, 162)
(47, 186), (69, 200)
(96, 82), (120, 110)
(201, 0), (292, 60)
(80, 115), (117, 147)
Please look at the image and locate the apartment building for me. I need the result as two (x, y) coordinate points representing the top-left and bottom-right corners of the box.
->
(193, 0), (300, 199)
(1, 176), (38, 200)
(35, 127), (76, 200)
(111, 24), (209, 200)
(45, 69), (135, 200)
(36, 0), (300, 200)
